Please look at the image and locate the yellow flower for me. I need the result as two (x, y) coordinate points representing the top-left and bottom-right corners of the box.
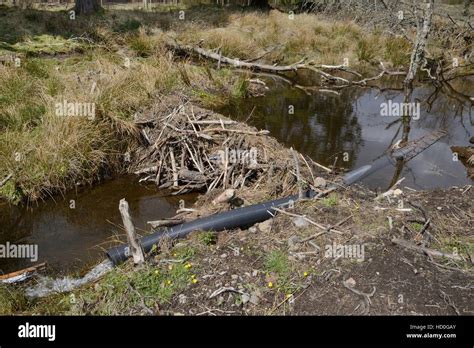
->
(191, 274), (196, 279)
(303, 271), (309, 277)
(185, 263), (192, 269)
(268, 282), (273, 288)
(154, 270), (159, 275)
(166, 280), (172, 285)
(192, 278), (198, 284)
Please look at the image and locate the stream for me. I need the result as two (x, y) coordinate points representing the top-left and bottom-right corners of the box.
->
(1, 78), (473, 276)
(0, 177), (197, 275)
(219, 77), (474, 190)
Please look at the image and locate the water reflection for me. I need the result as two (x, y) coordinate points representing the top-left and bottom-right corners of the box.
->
(219, 79), (474, 190)
(0, 178), (196, 274)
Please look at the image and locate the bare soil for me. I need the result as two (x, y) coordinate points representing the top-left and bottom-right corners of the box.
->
(152, 184), (473, 316)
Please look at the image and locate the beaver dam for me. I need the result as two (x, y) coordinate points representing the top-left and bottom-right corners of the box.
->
(0, 0), (473, 316)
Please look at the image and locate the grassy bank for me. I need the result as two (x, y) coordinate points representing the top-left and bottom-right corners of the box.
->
(176, 11), (413, 68)
(0, 6), (248, 203)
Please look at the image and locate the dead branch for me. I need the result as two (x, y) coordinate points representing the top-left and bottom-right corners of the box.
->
(0, 173), (12, 188)
(391, 238), (463, 261)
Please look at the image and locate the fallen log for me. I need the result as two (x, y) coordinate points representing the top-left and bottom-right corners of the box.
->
(147, 218), (185, 228)
(168, 42), (406, 88)
(0, 173), (12, 188)
(178, 168), (208, 183)
(391, 238), (463, 261)
(167, 41), (307, 73)
(0, 262), (47, 284)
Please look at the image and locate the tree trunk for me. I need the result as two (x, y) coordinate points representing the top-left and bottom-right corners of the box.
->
(463, 0), (472, 16)
(404, 0), (434, 90)
(75, 0), (101, 15)
(248, 0), (271, 10)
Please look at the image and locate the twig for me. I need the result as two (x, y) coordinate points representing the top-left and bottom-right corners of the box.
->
(0, 173), (12, 188)
(440, 290), (460, 315)
(391, 238), (463, 261)
(202, 128), (270, 136)
(209, 287), (245, 299)
(169, 148), (178, 187)
(273, 207), (344, 235)
(291, 148), (304, 199)
(343, 279), (376, 314)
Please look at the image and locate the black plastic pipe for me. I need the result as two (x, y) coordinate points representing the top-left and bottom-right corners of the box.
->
(107, 190), (315, 265)
(106, 151), (404, 265)
(342, 154), (395, 185)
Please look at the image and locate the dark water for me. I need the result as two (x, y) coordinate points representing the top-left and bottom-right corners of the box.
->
(0, 178), (196, 275)
(219, 78), (474, 190)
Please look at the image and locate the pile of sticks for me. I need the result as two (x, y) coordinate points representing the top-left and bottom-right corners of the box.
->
(130, 100), (323, 196)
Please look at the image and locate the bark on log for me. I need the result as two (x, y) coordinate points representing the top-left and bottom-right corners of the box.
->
(168, 42), (405, 87)
(167, 42), (307, 74)
(178, 168), (207, 182)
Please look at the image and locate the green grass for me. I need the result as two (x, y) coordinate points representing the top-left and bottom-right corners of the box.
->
(356, 38), (376, 63)
(384, 36), (411, 67)
(264, 250), (297, 294)
(11, 35), (83, 55)
(115, 18), (143, 33)
(0, 244), (201, 315)
(322, 193), (339, 207)
(67, 261), (195, 315)
(411, 222), (424, 233)
(436, 237), (474, 259)
(197, 231), (217, 246)
(264, 250), (290, 277)
(0, 285), (26, 314)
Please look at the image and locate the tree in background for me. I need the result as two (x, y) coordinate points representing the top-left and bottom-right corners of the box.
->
(248, 0), (271, 9)
(464, 0), (472, 16)
(75, 0), (102, 15)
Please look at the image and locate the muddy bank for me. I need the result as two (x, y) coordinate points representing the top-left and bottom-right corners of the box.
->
(6, 181), (471, 315)
(145, 175), (472, 315)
